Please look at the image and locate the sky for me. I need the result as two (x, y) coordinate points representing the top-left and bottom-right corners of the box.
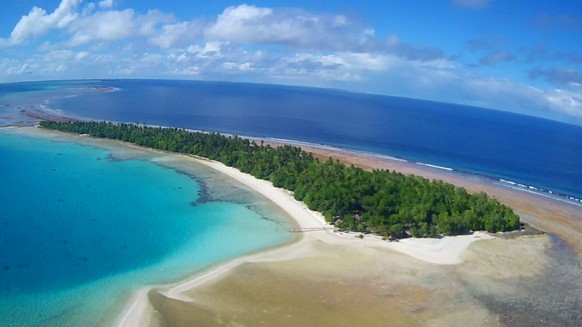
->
(1, 0), (582, 124)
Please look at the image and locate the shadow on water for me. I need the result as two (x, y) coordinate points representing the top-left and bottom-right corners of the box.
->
(476, 234), (581, 326)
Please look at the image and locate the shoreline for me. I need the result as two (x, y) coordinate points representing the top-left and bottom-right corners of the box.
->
(256, 137), (582, 252)
(98, 121), (582, 206)
(4, 124), (579, 245)
(3, 125), (580, 325)
(257, 136), (582, 207)
(4, 81), (580, 204)
(113, 130), (581, 326)
(115, 149), (495, 327)
(0, 126), (497, 324)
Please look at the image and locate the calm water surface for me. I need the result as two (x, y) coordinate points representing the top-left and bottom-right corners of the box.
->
(0, 131), (293, 326)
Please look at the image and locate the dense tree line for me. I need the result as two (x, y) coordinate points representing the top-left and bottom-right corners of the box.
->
(40, 120), (521, 238)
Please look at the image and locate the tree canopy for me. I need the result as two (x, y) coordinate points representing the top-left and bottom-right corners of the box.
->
(40, 120), (521, 238)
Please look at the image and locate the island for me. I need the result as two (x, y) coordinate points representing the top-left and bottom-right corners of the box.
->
(12, 120), (576, 326)
(39, 120), (521, 239)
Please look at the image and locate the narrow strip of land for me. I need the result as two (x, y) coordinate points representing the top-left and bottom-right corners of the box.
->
(116, 147), (494, 327)
(6, 125), (579, 326)
(269, 139), (581, 253)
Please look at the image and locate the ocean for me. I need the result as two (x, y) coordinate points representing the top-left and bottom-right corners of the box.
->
(30, 78), (582, 202)
(1, 79), (581, 325)
(0, 131), (293, 326)
(2, 79), (582, 325)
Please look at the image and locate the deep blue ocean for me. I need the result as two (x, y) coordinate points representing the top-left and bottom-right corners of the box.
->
(21, 79), (579, 201)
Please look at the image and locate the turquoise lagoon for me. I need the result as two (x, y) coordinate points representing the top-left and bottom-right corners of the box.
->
(0, 131), (294, 326)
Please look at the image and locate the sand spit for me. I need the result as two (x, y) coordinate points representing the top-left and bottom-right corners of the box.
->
(4, 127), (579, 326)
(263, 139), (582, 255)
(141, 138), (580, 327)
(116, 154), (494, 326)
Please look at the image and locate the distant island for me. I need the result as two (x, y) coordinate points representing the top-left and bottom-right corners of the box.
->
(40, 120), (521, 238)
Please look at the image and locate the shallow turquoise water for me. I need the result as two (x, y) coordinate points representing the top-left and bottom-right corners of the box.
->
(0, 132), (293, 326)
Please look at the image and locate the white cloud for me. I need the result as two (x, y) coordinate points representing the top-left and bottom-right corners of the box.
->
(221, 61), (254, 72)
(4, 0), (81, 45)
(98, 0), (114, 9)
(205, 4), (274, 42)
(268, 52), (401, 83)
(341, 52), (393, 71)
(148, 20), (202, 48)
(67, 9), (176, 46)
(1, 2), (443, 63)
(0, 1), (580, 125)
(149, 22), (190, 48)
(82, 2), (96, 16)
(422, 74), (582, 122)
(75, 51), (89, 60)
(187, 41), (224, 58)
(239, 62), (253, 71)
(204, 4), (377, 52)
(5, 62), (39, 76)
(0, 0), (178, 48)
(69, 9), (136, 45)
(545, 88), (582, 117)
(140, 53), (164, 64)
(135, 10), (176, 37)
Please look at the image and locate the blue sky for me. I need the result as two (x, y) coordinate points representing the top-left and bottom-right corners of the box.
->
(1, 0), (581, 124)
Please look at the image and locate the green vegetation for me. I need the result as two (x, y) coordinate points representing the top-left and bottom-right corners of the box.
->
(40, 120), (521, 238)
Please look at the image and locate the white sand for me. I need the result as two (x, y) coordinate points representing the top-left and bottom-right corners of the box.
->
(115, 155), (492, 327)
(196, 157), (492, 264)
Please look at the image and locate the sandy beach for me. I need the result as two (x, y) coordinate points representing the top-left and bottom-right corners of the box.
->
(114, 135), (580, 326)
(4, 126), (580, 326)
(116, 149), (497, 326)
(260, 139), (582, 253)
